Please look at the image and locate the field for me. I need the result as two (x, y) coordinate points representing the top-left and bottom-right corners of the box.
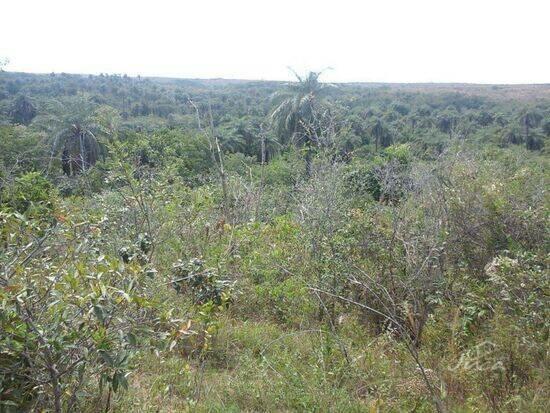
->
(0, 71), (548, 412)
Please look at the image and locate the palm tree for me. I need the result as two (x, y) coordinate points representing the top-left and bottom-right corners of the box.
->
(367, 118), (392, 151)
(436, 109), (458, 138)
(270, 71), (330, 176)
(57, 125), (100, 175)
(41, 96), (104, 175)
(501, 126), (523, 146)
(10, 95), (37, 125)
(219, 116), (279, 162)
(518, 109), (542, 141)
(218, 117), (252, 155)
(518, 109), (543, 151)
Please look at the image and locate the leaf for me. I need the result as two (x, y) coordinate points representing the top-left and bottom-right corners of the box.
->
(127, 332), (137, 346)
(120, 290), (131, 302)
(93, 305), (105, 323)
(116, 351), (129, 366)
(112, 372), (119, 392)
(112, 371), (128, 392)
(99, 351), (114, 367)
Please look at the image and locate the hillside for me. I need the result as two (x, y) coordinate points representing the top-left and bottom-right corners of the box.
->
(0, 70), (548, 412)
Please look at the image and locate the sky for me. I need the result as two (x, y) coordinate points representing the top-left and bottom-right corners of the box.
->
(1, 0), (549, 84)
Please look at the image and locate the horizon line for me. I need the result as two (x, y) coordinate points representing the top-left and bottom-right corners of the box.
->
(2, 70), (549, 87)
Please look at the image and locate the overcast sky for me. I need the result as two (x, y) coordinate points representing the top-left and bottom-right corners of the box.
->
(1, 0), (549, 84)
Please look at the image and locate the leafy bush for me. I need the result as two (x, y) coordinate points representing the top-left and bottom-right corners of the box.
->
(172, 258), (233, 306)
(0, 213), (172, 412)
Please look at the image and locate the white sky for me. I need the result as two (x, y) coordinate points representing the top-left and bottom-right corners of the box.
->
(1, 0), (549, 84)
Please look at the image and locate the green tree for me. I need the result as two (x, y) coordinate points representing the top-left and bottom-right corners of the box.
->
(40, 97), (115, 175)
(270, 71), (330, 175)
(518, 109), (543, 149)
(436, 109), (458, 138)
(49, 126), (99, 175)
(501, 126), (523, 146)
(367, 118), (392, 151)
(10, 95), (37, 125)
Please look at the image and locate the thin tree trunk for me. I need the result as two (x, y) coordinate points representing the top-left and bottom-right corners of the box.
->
(255, 127), (267, 221)
(189, 98), (230, 220)
(51, 368), (62, 413)
(104, 387), (112, 412)
(305, 146), (312, 178)
(80, 132), (86, 172)
(208, 102), (229, 220)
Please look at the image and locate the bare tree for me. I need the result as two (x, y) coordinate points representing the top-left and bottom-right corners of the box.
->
(188, 98), (229, 220)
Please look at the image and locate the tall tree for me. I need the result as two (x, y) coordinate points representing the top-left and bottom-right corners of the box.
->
(436, 109), (458, 138)
(41, 97), (107, 175)
(367, 118), (392, 151)
(57, 125), (100, 175)
(518, 109), (543, 151)
(518, 109), (542, 140)
(270, 71), (330, 176)
(501, 126), (523, 146)
(10, 95), (37, 125)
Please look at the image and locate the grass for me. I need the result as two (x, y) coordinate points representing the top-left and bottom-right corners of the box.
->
(111, 317), (440, 412)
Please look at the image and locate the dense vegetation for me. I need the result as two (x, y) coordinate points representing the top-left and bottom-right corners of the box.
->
(0, 70), (548, 412)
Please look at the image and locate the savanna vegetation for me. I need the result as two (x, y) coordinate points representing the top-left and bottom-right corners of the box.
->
(0, 70), (548, 412)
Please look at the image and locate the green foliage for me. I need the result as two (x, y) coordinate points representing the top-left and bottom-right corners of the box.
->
(383, 142), (412, 163)
(172, 258), (233, 307)
(0, 71), (548, 412)
(0, 125), (46, 173)
(254, 277), (315, 325)
(1, 172), (56, 221)
(9, 95), (36, 125)
(0, 212), (174, 411)
(485, 252), (549, 338)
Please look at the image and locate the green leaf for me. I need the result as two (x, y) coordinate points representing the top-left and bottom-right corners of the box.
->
(127, 332), (137, 346)
(99, 350), (114, 367)
(93, 305), (105, 323)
